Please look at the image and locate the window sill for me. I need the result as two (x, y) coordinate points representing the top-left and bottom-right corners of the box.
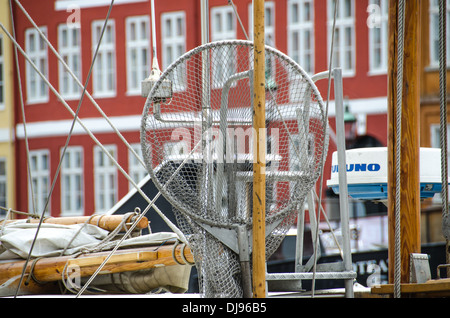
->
(425, 64), (450, 72)
(92, 92), (117, 99)
(26, 98), (49, 105)
(367, 69), (387, 76)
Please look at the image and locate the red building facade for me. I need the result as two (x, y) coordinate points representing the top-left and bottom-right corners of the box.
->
(12, 0), (388, 217)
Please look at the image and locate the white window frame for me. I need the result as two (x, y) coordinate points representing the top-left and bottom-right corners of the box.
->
(58, 23), (82, 99)
(368, 0), (388, 75)
(126, 16), (150, 95)
(0, 158), (6, 213)
(128, 143), (147, 190)
(288, 0), (314, 74)
(92, 20), (116, 98)
(161, 11), (187, 91)
(0, 34), (4, 110)
(327, 0), (355, 77)
(248, 1), (275, 47)
(25, 27), (49, 104)
(211, 6), (236, 88)
(29, 150), (50, 214)
(61, 146), (84, 216)
(94, 145), (117, 213)
(429, 0), (450, 68)
(249, 1), (277, 82)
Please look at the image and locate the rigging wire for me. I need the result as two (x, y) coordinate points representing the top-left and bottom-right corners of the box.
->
(13, 0), (187, 244)
(438, 0), (449, 275)
(7, 0), (37, 220)
(14, 0), (146, 172)
(0, 20), (187, 241)
(394, 0), (405, 299)
(228, 0), (249, 41)
(149, 0), (161, 79)
(11, 0), (116, 297)
(75, 134), (205, 297)
(311, 0), (338, 298)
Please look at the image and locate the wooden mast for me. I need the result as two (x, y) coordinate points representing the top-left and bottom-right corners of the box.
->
(387, 0), (421, 285)
(252, 0), (266, 298)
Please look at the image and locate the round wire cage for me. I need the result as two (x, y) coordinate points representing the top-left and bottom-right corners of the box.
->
(141, 40), (329, 297)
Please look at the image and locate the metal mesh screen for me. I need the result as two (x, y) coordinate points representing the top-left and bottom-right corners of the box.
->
(141, 40), (328, 297)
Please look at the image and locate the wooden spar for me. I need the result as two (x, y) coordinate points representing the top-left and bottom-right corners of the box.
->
(0, 214), (149, 232)
(0, 243), (193, 285)
(371, 279), (450, 298)
(252, 0), (266, 298)
(387, 0), (421, 284)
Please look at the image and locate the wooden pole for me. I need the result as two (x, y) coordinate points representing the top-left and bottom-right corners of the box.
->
(0, 244), (193, 292)
(0, 215), (149, 232)
(252, 0), (266, 298)
(387, 0), (421, 285)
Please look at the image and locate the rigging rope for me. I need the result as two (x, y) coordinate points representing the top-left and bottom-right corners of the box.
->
(10, 1), (186, 246)
(438, 0), (449, 274)
(228, 0), (249, 41)
(11, 0), (116, 297)
(311, 0), (338, 298)
(8, 0), (37, 220)
(394, 0), (405, 299)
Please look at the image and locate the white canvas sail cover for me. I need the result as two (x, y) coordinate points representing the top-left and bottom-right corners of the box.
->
(0, 221), (178, 260)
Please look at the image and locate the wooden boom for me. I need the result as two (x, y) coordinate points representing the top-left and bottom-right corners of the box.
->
(0, 214), (149, 232)
(0, 243), (193, 295)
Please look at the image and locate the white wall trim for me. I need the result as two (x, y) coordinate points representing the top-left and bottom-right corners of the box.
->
(15, 97), (388, 140)
(15, 115), (141, 139)
(55, 0), (146, 11)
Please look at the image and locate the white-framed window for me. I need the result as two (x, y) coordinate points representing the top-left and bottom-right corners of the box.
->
(248, 1), (275, 47)
(288, 0), (314, 74)
(61, 146), (83, 216)
(58, 24), (82, 99)
(126, 16), (150, 95)
(0, 158), (6, 215)
(368, 0), (388, 74)
(429, 0), (450, 67)
(92, 20), (116, 97)
(249, 1), (277, 83)
(0, 35), (4, 110)
(211, 6), (236, 87)
(328, 0), (355, 76)
(161, 11), (186, 91)
(94, 145), (117, 213)
(25, 27), (48, 104)
(128, 143), (147, 190)
(29, 150), (50, 214)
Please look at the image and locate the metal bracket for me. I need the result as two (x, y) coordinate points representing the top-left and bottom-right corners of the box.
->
(196, 219), (283, 255)
(409, 253), (431, 284)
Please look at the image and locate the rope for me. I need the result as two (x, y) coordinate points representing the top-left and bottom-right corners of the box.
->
(10, 0), (116, 297)
(57, 212), (145, 293)
(0, 208), (12, 236)
(394, 0), (405, 299)
(0, 16), (187, 241)
(438, 0), (449, 274)
(8, 0), (37, 218)
(75, 137), (205, 297)
(312, 0), (338, 298)
(172, 240), (195, 266)
(59, 214), (98, 256)
(228, 0), (249, 41)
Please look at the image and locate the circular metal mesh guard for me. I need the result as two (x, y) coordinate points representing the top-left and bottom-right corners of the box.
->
(141, 40), (328, 297)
